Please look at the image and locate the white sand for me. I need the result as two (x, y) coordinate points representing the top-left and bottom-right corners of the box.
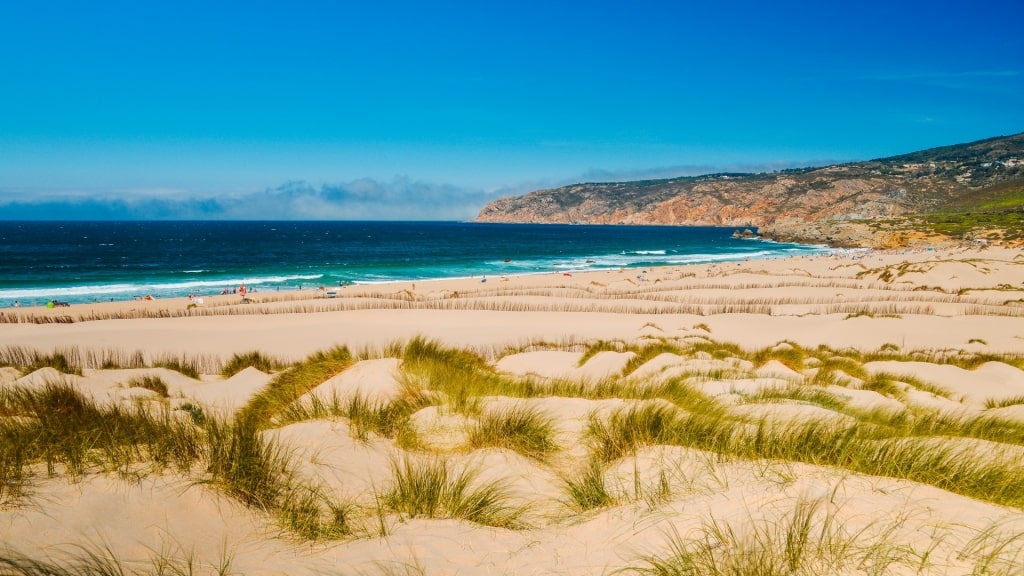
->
(3, 245), (1024, 573)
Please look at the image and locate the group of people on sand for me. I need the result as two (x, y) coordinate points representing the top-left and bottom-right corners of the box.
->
(219, 284), (252, 296)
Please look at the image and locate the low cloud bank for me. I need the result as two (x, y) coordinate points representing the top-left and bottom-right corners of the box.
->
(0, 162), (821, 220)
(0, 178), (499, 220)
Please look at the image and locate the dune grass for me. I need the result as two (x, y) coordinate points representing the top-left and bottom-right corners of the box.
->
(5, 335), (1024, 566)
(629, 498), (912, 576)
(0, 345), (225, 378)
(149, 357), (204, 379)
(276, 485), (352, 541)
(467, 405), (559, 460)
(579, 392), (1024, 510)
(336, 392), (428, 443)
(126, 374), (169, 397)
(381, 456), (526, 529)
(576, 339), (627, 366)
(0, 380), (204, 504)
(221, 350), (287, 378)
(985, 394), (1024, 409)
(394, 338), (1024, 509)
(399, 336), (508, 414)
(238, 346), (354, 428)
(587, 403), (686, 463)
(563, 458), (615, 512)
(203, 416), (291, 510)
(200, 404), (353, 540)
(741, 385), (852, 413)
(0, 345), (83, 376)
(0, 541), (237, 576)
(2, 382), (203, 477)
(0, 349), (359, 540)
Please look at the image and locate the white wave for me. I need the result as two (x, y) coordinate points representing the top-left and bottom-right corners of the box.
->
(488, 246), (828, 273)
(0, 273), (324, 300)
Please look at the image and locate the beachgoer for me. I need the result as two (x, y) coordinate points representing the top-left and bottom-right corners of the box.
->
(239, 284), (247, 298)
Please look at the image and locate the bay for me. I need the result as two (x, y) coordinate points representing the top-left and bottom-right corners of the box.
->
(0, 221), (828, 306)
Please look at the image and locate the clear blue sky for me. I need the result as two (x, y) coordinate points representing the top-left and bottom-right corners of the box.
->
(2, 0), (1022, 219)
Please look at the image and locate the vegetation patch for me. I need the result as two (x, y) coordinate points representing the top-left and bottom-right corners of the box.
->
(468, 405), (559, 460)
(221, 350), (287, 377)
(381, 457), (526, 529)
(126, 374), (169, 397)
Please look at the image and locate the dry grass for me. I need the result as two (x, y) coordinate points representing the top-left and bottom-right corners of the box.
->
(4, 336), (1024, 572)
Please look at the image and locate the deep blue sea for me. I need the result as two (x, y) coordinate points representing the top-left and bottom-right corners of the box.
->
(0, 221), (828, 306)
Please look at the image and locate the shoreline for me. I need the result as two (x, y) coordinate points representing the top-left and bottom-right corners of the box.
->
(0, 223), (834, 308)
(3, 243), (1024, 574)
(2, 245), (868, 318)
(3, 244), (1023, 359)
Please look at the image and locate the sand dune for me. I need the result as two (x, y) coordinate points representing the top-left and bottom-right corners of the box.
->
(2, 246), (1024, 574)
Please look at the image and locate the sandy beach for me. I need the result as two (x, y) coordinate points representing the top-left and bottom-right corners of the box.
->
(3, 245), (1024, 574)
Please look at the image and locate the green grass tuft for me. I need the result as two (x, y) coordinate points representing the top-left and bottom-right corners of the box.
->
(382, 456), (526, 529)
(203, 417), (292, 510)
(468, 405), (559, 460)
(153, 358), (201, 379)
(126, 374), (169, 397)
(587, 403), (685, 463)
(629, 498), (911, 575)
(221, 350), (286, 378)
(563, 458), (615, 512)
(984, 395), (1024, 410)
(238, 346), (353, 428)
(0, 381), (203, 503)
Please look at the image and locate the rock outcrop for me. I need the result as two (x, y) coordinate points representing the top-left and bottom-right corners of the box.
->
(475, 133), (1024, 247)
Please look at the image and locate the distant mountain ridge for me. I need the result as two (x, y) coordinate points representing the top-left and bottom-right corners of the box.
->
(475, 133), (1024, 247)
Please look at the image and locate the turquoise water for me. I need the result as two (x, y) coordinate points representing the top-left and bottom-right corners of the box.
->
(0, 221), (827, 305)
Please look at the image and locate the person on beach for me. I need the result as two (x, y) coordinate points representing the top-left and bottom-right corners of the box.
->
(239, 284), (247, 299)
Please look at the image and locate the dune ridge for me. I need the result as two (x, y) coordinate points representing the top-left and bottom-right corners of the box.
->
(2, 246), (1024, 574)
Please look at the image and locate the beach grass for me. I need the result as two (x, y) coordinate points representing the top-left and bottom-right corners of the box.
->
(0, 541), (237, 576)
(5, 334), (1024, 568)
(221, 350), (287, 378)
(203, 416), (291, 510)
(381, 456), (526, 529)
(628, 497), (912, 576)
(0, 380), (204, 504)
(239, 346), (354, 428)
(587, 403), (686, 463)
(126, 374), (169, 397)
(0, 345), (83, 375)
(467, 404), (559, 460)
(563, 458), (616, 512)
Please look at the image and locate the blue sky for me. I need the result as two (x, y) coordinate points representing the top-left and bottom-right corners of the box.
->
(2, 0), (1022, 220)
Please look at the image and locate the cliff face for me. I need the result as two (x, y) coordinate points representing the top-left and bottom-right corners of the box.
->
(475, 133), (1024, 245)
(476, 174), (911, 227)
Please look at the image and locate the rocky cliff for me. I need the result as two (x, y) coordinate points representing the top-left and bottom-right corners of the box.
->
(475, 133), (1024, 247)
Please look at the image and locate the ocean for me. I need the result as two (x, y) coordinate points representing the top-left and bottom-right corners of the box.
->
(0, 221), (828, 306)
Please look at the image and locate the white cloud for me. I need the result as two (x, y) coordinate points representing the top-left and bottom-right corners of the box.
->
(0, 177), (502, 220)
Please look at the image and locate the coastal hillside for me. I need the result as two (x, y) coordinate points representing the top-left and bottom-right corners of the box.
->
(475, 133), (1024, 247)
